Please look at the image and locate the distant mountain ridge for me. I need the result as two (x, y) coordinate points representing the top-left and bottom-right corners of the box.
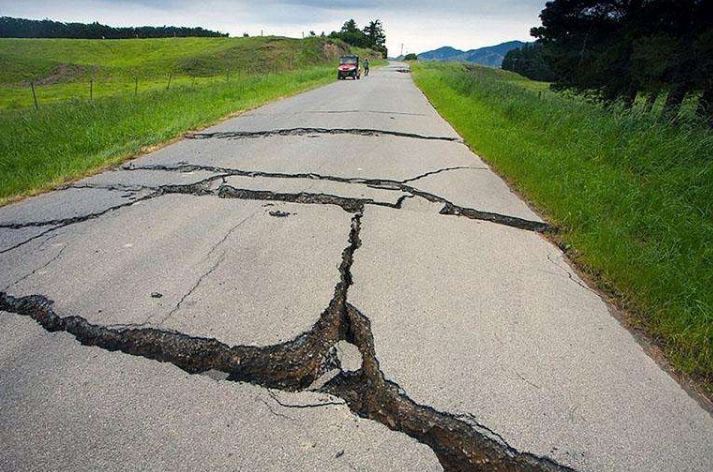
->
(417, 41), (529, 67)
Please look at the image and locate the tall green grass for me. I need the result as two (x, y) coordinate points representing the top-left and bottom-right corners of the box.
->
(413, 62), (713, 390)
(0, 67), (333, 202)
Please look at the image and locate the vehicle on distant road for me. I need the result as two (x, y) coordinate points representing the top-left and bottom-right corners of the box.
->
(338, 55), (360, 80)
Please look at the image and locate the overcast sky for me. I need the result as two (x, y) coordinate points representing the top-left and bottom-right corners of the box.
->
(0, 0), (547, 54)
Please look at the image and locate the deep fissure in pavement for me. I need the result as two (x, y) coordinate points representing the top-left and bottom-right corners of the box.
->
(1, 166), (547, 257)
(125, 163), (549, 232)
(326, 305), (575, 472)
(186, 127), (462, 142)
(0, 211), (573, 472)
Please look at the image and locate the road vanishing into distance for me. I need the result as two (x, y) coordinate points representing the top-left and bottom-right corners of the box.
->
(1, 63), (712, 472)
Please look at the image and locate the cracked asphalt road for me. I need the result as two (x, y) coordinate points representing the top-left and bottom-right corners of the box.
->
(1, 62), (712, 471)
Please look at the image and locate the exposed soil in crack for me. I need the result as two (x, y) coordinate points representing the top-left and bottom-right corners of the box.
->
(0, 165), (547, 259)
(186, 127), (462, 143)
(219, 187), (371, 213)
(0, 212), (360, 391)
(0, 209), (573, 472)
(0, 290), (339, 390)
(439, 203), (550, 233)
(124, 164), (550, 233)
(322, 304), (575, 472)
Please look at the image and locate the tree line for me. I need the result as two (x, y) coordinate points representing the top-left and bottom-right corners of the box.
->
(329, 19), (387, 58)
(0, 16), (227, 39)
(529, 0), (713, 125)
(502, 44), (554, 82)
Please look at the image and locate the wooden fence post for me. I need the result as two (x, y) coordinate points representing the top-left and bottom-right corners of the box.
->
(167, 71), (173, 90)
(30, 82), (39, 110)
(134, 76), (139, 98)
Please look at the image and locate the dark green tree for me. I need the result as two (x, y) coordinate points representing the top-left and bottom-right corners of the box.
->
(0, 16), (227, 39)
(329, 19), (388, 57)
(532, 0), (647, 107)
(363, 20), (387, 57)
(502, 43), (554, 82)
(330, 19), (367, 48)
(532, 0), (713, 124)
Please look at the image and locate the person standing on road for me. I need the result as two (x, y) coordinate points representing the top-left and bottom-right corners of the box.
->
(364, 59), (370, 76)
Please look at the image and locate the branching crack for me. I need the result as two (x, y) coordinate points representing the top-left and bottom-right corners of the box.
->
(0, 176), (229, 255)
(259, 397), (295, 421)
(124, 164), (550, 233)
(321, 304), (576, 472)
(1, 163), (547, 260)
(187, 127), (462, 143)
(0, 210), (572, 472)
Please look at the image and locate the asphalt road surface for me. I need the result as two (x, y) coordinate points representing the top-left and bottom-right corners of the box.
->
(2, 63), (712, 472)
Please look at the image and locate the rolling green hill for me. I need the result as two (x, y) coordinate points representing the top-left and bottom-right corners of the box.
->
(0, 36), (379, 108)
(0, 36), (383, 202)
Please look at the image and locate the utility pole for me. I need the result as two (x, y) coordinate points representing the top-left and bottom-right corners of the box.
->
(400, 43), (404, 57)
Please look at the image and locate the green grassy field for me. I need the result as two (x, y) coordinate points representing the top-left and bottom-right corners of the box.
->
(0, 36), (383, 203)
(412, 62), (713, 393)
(0, 36), (380, 108)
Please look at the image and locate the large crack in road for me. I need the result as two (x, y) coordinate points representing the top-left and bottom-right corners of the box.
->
(186, 127), (463, 143)
(0, 209), (573, 472)
(0, 124), (563, 470)
(126, 163), (550, 232)
(0, 164), (547, 256)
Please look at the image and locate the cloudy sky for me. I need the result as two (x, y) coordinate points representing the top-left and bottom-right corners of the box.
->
(0, 0), (547, 54)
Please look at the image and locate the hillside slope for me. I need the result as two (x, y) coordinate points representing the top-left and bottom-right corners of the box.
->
(0, 36), (380, 107)
(0, 36), (383, 200)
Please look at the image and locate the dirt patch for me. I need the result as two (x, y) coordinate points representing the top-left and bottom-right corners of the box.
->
(27, 63), (92, 86)
(322, 41), (349, 60)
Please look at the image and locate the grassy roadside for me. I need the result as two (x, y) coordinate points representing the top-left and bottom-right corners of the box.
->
(412, 62), (713, 393)
(0, 66), (333, 204)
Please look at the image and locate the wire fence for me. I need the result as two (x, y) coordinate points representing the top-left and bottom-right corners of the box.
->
(17, 62), (311, 111)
